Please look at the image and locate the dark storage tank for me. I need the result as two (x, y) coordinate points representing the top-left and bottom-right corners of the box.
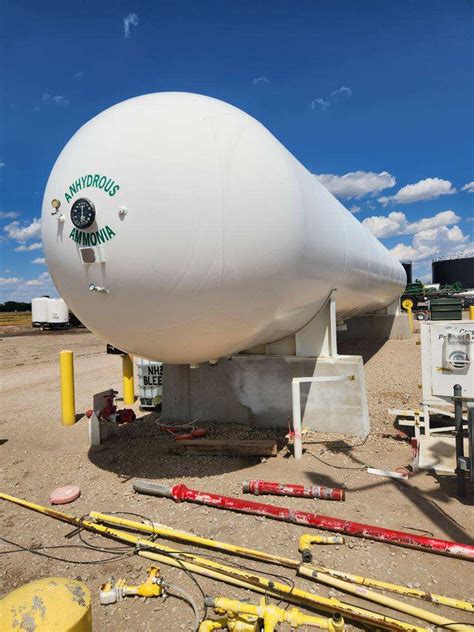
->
(432, 256), (474, 289)
(401, 261), (413, 284)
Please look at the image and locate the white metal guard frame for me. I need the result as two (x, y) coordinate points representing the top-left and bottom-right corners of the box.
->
(291, 374), (355, 459)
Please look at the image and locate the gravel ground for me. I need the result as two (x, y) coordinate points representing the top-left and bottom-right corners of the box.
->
(0, 332), (473, 631)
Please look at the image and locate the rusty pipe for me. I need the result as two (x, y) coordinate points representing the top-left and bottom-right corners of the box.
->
(243, 479), (345, 501)
(132, 481), (474, 561)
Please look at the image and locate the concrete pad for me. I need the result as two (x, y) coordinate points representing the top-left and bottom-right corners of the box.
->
(162, 354), (369, 437)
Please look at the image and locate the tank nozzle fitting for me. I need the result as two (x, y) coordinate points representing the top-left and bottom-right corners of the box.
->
(89, 284), (109, 294)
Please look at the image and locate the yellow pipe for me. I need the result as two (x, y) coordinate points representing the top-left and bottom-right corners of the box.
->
(210, 596), (343, 630)
(59, 350), (76, 425)
(92, 511), (472, 613)
(0, 493), (428, 632)
(299, 566), (470, 631)
(137, 548), (427, 632)
(470, 305), (474, 321)
(299, 534), (344, 561)
(122, 354), (135, 405)
(90, 511), (296, 568)
(307, 564), (473, 613)
(199, 618), (230, 631)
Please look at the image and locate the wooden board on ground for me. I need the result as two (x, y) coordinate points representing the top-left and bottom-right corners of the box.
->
(172, 439), (278, 457)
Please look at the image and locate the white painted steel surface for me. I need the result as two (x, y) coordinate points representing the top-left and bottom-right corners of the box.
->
(31, 297), (49, 325)
(42, 92), (406, 363)
(46, 298), (69, 325)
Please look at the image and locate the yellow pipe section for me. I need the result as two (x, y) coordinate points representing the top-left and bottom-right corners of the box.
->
(307, 565), (473, 613)
(90, 511), (296, 568)
(299, 566), (471, 631)
(470, 305), (474, 321)
(59, 350), (76, 425)
(137, 548), (428, 632)
(92, 511), (473, 613)
(199, 617), (237, 631)
(0, 493), (428, 632)
(122, 354), (135, 405)
(300, 534), (344, 548)
(210, 596), (344, 631)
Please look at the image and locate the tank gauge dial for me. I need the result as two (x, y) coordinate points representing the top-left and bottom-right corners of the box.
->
(71, 198), (96, 229)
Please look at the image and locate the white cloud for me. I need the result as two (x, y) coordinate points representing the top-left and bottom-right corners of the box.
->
(74, 71), (84, 80)
(42, 93), (70, 107)
(378, 177), (456, 206)
(349, 205), (361, 214)
(123, 13), (139, 38)
(330, 85), (352, 99)
(0, 162), (5, 168)
(4, 218), (41, 242)
(0, 211), (20, 219)
(315, 170), (396, 199)
(363, 210), (459, 239)
(0, 276), (21, 285)
(252, 76), (270, 85)
(0, 272), (57, 302)
(311, 98), (329, 111)
(461, 181), (474, 193)
(15, 242), (42, 252)
(32, 257), (46, 265)
(390, 225), (472, 263)
(26, 271), (52, 286)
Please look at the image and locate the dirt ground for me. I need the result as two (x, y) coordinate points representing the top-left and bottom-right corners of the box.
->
(0, 332), (473, 631)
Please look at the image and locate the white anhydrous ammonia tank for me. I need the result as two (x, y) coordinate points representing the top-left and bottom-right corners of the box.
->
(46, 298), (69, 326)
(31, 297), (49, 326)
(42, 93), (406, 363)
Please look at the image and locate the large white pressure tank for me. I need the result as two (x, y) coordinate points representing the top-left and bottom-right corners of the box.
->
(42, 92), (406, 363)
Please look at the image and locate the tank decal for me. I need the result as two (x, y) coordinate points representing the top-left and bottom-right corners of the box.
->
(64, 173), (120, 203)
(69, 225), (116, 245)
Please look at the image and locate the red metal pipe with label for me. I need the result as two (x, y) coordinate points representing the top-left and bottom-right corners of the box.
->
(133, 481), (474, 561)
(243, 479), (345, 501)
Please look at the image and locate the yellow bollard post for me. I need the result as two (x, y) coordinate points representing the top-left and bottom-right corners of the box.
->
(407, 306), (414, 333)
(122, 353), (135, 405)
(59, 350), (76, 426)
(470, 305), (474, 321)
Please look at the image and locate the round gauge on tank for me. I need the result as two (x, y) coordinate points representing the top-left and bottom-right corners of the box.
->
(71, 198), (96, 229)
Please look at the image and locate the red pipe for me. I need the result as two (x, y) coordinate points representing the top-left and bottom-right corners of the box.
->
(133, 481), (474, 561)
(243, 479), (345, 501)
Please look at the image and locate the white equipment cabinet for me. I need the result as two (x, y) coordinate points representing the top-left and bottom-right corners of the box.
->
(421, 321), (473, 413)
(417, 321), (473, 472)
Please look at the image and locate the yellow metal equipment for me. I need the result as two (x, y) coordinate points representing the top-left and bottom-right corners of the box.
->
(92, 511), (473, 614)
(99, 566), (164, 604)
(298, 566), (472, 630)
(299, 534), (344, 562)
(470, 305), (474, 320)
(90, 511), (296, 568)
(201, 596), (345, 631)
(60, 350), (76, 425)
(122, 353), (135, 405)
(0, 577), (91, 631)
(304, 564), (473, 613)
(0, 492), (431, 632)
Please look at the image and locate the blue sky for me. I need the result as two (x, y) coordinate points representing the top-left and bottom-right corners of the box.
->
(1, 0), (473, 301)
